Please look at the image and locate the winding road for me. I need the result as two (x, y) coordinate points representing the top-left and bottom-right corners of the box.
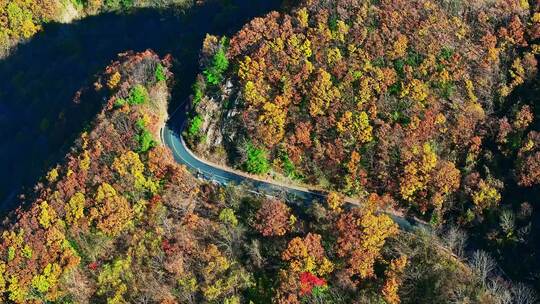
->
(161, 109), (417, 231)
(161, 121), (324, 201)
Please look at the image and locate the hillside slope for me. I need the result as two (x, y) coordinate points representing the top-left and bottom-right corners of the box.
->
(187, 0), (540, 290)
(0, 50), (509, 303)
(190, 0), (538, 212)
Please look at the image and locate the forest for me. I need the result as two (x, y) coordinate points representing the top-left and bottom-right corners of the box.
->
(187, 0), (540, 296)
(0, 48), (533, 304)
(0, 0), (539, 302)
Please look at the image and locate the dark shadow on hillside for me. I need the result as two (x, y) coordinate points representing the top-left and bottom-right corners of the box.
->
(494, 78), (540, 289)
(0, 0), (282, 213)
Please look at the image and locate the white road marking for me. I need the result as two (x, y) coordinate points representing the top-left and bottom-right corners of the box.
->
(168, 129), (230, 181)
(162, 121), (420, 230)
(165, 127), (329, 199)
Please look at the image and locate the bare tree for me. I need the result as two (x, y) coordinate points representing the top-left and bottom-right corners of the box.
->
(499, 210), (515, 237)
(246, 239), (264, 268)
(517, 223), (531, 243)
(470, 250), (496, 287)
(487, 279), (512, 304)
(443, 225), (468, 258)
(436, 0), (466, 16)
(61, 267), (95, 304)
(518, 202), (533, 219)
(512, 283), (538, 304)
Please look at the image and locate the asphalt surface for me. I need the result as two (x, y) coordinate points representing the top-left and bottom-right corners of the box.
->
(162, 123), (326, 203)
(162, 111), (417, 231)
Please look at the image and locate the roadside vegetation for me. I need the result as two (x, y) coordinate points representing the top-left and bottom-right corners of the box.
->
(0, 0), (539, 302)
(188, 0), (540, 294)
(0, 50), (532, 303)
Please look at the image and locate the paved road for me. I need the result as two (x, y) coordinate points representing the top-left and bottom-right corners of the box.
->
(162, 124), (325, 200)
(161, 110), (417, 231)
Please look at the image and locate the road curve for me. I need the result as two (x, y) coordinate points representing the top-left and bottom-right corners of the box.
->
(161, 124), (324, 199)
(161, 112), (417, 231)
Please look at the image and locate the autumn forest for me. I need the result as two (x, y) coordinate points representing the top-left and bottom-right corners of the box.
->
(0, 0), (540, 303)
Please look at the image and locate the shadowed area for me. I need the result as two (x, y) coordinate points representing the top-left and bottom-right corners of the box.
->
(0, 0), (282, 211)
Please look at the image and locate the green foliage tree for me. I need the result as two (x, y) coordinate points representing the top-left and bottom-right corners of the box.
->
(137, 130), (155, 153)
(192, 81), (204, 106)
(155, 63), (166, 82)
(127, 85), (148, 105)
(97, 257), (132, 303)
(135, 118), (156, 153)
(203, 38), (229, 85)
(219, 208), (238, 227)
(244, 143), (270, 174)
(187, 115), (203, 138)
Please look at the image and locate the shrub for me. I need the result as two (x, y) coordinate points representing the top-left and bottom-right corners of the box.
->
(212, 46), (229, 72)
(104, 0), (121, 9)
(219, 208), (238, 226)
(244, 143), (270, 174)
(127, 85), (148, 105)
(203, 38), (229, 85)
(187, 115), (203, 138)
(137, 130), (155, 153)
(438, 47), (454, 60)
(192, 81), (204, 106)
(114, 98), (127, 108)
(105, 0), (133, 9)
(120, 0), (134, 8)
(135, 119), (156, 153)
(280, 151), (303, 180)
(155, 64), (166, 82)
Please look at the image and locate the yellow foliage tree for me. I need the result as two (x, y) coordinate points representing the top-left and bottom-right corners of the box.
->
(388, 34), (408, 59)
(296, 8), (309, 28)
(89, 183), (133, 236)
(38, 201), (56, 229)
(309, 68), (341, 116)
(113, 151), (158, 193)
(66, 192), (85, 225)
(326, 191), (344, 212)
(199, 244), (252, 302)
(337, 111), (373, 144)
(382, 256), (408, 304)
(107, 71), (121, 89)
(46, 168), (59, 183)
(402, 79), (429, 103)
(472, 179), (501, 211)
(400, 143), (438, 203)
(281, 233), (334, 277)
(336, 195), (399, 281)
